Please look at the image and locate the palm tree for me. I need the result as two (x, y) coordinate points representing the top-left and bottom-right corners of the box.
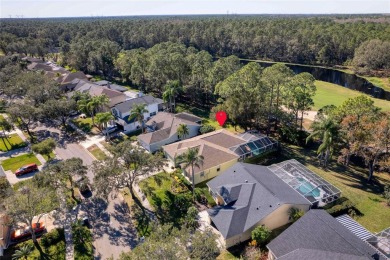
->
(12, 243), (33, 260)
(93, 94), (110, 113)
(177, 123), (189, 140)
(77, 94), (95, 124)
(306, 117), (340, 167)
(130, 103), (149, 133)
(95, 112), (114, 131)
(163, 80), (182, 113)
(176, 147), (204, 202)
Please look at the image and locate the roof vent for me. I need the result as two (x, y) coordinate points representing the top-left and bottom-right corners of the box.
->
(269, 205), (272, 207)
(256, 207), (259, 210)
(245, 180), (248, 183)
(233, 170), (236, 173)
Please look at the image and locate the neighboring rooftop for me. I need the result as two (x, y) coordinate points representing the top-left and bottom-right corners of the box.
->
(138, 112), (201, 145)
(57, 71), (88, 84)
(113, 95), (164, 114)
(163, 129), (277, 175)
(367, 228), (390, 258)
(267, 210), (385, 260)
(207, 162), (311, 239)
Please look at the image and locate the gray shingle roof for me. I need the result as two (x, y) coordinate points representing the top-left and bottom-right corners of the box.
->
(207, 162), (311, 239)
(267, 210), (384, 260)
(114, 95), (163, 114)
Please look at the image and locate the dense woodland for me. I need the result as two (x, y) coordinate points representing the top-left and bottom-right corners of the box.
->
(1, 15), (390, 76)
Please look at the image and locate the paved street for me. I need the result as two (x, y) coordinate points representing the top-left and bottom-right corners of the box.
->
(55, 143), (95, 180)
(80, 194), (138, 259)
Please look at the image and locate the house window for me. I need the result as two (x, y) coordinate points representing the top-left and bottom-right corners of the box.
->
(150, 111), (156, 117)
(200, 171), (205, 177)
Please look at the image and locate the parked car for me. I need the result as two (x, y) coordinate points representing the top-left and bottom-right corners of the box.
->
(102, 125), (118, 135)
(15, 163), (38, 176)
(11, 222), (45, 242)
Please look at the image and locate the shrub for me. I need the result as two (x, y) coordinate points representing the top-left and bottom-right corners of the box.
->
(200, 124), (215, 134)
(251, 225), (271, 245)
(40, 228), (64, 248)
(325, 197), (356, 217)
(289, 207), (304, 222)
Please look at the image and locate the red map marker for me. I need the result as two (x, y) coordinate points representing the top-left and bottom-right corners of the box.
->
(216, 111), (227, 126)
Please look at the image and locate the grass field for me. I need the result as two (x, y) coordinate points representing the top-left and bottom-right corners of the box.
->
(313, 80), (390, 111)
(42, 151), (55, 161)
(282, 145), (390, 233)
(87, 144), (107, 160)
(0, 134), (27, 152)
(72, 117), (100, 134)
(1, 153), (41, 173)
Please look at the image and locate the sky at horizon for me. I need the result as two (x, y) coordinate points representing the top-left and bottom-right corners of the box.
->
(1, 0), (389, 19)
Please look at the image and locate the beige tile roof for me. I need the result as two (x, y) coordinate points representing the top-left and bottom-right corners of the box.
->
(163, 129), (245, 174)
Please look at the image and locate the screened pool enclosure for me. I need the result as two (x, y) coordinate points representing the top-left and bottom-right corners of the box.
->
(267, 159), (341, 207)
(229, 131), (278, 160)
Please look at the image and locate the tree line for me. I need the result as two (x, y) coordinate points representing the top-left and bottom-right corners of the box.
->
(1, 15), (389, 74)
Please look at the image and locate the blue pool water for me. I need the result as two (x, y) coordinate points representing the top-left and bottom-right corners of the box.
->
(297, 178), (320, 197)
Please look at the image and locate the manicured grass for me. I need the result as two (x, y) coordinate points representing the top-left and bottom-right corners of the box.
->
(0, 134), (27, 152)
(140, 172), (174, 208)
(313, 80), (390, 111)
(72, 117), (100, 134)
(87, 144), (107, 160)
(1, 153), (41, 173)
(283, 145), (390, 233)
(42, 151), (55, 161)
(0, 114), (5, 129)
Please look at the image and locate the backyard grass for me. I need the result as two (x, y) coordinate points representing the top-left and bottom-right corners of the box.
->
(1, 153), (41, 173)
(313, 80), (390, 111)
(140, 171), (176, 208)
(87, 144), (107, 160)
(0, 133), (27, 152)
(282, 145), (390, 233)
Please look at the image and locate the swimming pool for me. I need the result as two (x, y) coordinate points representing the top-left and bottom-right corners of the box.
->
(297, 178), (320, 197)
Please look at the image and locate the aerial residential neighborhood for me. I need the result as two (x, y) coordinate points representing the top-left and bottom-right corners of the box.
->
(0, 3), (390, 260)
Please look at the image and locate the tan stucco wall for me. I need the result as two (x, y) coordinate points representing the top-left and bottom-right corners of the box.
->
(190, 157), (239, 185)
(224, 203), (310, 248)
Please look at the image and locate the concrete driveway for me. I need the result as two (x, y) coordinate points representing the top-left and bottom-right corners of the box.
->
(3, 166), (43, 185)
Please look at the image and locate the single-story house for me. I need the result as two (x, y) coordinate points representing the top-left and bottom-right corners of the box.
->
(111, 95), (164, 133)
(137, 112), (202, 153)
(0, 214), (10, 257)
(267, 210), (386, 260)
(206, 162), (312, 248)
(162, 129), (278, 184)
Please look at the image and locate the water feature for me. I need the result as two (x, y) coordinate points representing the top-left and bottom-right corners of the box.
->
(246, 60), (390, 101)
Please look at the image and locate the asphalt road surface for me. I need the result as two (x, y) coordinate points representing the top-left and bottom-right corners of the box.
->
(55, 143), (95, 182)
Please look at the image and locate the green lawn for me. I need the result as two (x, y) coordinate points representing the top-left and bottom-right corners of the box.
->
(72, 117), (100, 134)
(1, 153), (41, 173)
(87, 144), (107, 160)
(0, 134), (27, 152)
(313, 80), (390, 111)
(140, 172), (176, 208)
(282, 145), (390, 233)
(42, 151), (55, 161)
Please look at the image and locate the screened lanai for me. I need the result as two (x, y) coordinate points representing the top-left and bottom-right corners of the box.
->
(367, 228), (390, 258)
(229, 132), (278, 160)
(267, 159), (341, 207)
